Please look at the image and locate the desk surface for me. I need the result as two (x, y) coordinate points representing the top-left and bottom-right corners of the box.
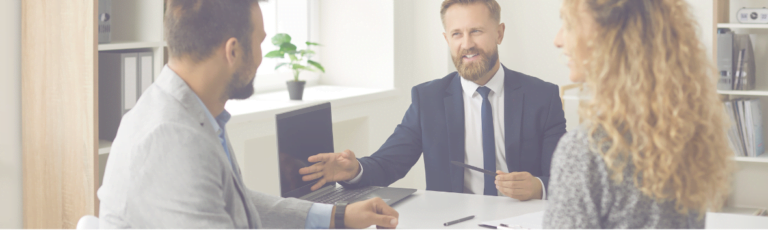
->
(389, 190), (768, 229)
(390, 190), (546, 229)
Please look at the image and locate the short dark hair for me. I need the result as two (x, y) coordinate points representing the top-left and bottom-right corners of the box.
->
(165, 0), (260, 63)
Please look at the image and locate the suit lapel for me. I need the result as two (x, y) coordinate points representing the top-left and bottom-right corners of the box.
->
(503, 67), (525, 173)
(444, 74), (466, 193)
(225, 133), (259, 228)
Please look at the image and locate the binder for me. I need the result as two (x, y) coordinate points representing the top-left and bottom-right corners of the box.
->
(725, 101), (745, 156)
(99, 51), (149, 141)
(734, 49), (745, 90)
(124, 54), (138, 110)
(734, 100), (749, 156)
(745, 100), (754, 157)
(716, 31), (733, 90)
(738, 100), (751, 157)
(139, 52), (154, 94)
(748, 99), (764, 157)
(733, 34), (756, 90)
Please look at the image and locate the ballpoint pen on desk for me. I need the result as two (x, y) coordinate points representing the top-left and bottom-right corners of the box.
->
(498, 223), (525, 229)
(444, 215), (475, 226)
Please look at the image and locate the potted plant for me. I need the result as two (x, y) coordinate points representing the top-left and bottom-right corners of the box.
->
(264, 33), (325, 100)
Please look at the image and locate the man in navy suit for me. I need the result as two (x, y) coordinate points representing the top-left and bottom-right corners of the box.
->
(299, 0), (566, 201)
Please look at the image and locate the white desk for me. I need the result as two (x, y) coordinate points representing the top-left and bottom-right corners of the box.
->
(390, 190), (546, 229)
(389, 190), (768, 229)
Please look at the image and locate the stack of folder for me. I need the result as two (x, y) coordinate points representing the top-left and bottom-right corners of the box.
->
(716, 30), (756, 91)
(724, 99), (764, 157)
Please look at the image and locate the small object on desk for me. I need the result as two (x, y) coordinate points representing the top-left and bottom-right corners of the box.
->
(479, 211), (544, 229)
(451, 161), (496, 176)
(444, 215), (474, 226)
(755, 209), (767, 216)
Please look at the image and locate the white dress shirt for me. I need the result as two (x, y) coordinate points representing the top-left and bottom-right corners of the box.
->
(460, 66), (546, 199)
(349, 65), (545, 199)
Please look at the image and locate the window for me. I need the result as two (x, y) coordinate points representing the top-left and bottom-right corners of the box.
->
(254, 0), (320, 93)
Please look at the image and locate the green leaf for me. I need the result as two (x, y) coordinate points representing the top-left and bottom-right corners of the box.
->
(299, 50), (316, 57)
(272, 33), (291, 46)
(275, 63), (290, 70)
(291, 64), (311, 71)
(306, 41), (321, 46)
(279, 43), (297, 52)
(307, 60), (325, 73)
(264, 50), (284, 58)
(289, 53), (298, 62)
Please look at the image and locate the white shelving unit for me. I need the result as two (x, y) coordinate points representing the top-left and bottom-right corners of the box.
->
(98, 41), (166, 51)
(97, 0), (166, 187)
(713, 0), (768, 212)
(736, 154), (768, 163)
(718, 89), (768, 96)
(718, 23), (768, 29)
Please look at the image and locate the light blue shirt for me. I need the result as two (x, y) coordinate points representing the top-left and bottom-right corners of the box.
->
(194, 96), (333, 229)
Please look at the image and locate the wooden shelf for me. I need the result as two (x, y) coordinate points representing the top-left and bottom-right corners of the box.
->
(718, 23), (768, 29)
(718, 90), (768, 96)
(736, 154), (768, 163)
(722, 206), (765, 215)
(98, 139), (112, 155)
(98, 41), (166, 51)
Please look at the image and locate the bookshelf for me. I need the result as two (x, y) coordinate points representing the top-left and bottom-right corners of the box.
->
(713, 0), (768, 215)
(21, 0), (166, 227)
(95, 0), (167, 190)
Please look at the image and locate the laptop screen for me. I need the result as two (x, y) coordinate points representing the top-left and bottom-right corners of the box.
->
(276, 102), (336, 198)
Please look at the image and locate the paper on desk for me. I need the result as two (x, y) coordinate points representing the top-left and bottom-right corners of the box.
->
(479, 211), (544, 229)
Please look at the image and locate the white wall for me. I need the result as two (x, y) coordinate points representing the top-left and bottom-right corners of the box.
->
(497, 1), (570, 87)
(317, 0), (395, 89)
(389, 0), (450, 190)
(0, 0), (22, 228)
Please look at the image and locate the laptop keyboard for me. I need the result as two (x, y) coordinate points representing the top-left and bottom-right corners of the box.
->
(307, 186), (381, 204)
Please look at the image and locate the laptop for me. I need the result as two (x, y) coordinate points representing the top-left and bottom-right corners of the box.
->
(276, 102), (416, 205)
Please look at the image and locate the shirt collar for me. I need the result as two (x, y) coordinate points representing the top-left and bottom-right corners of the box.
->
(192, 92), (231, 133)
(459, 64), (505, 97)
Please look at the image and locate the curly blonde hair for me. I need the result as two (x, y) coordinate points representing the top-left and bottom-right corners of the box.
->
(562, 0), (733, 215)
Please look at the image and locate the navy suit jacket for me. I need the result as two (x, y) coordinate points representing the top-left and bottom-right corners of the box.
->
(341, 66), (567, 194)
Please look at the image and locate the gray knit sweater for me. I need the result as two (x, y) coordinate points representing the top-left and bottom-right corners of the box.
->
(543, 128), (704, 228)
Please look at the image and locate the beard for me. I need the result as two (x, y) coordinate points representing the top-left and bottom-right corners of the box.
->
(228, 62), (256, 100)
(451, 46), (499, 82)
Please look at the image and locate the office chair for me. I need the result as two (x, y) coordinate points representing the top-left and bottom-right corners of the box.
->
(76, 215), (99, 229)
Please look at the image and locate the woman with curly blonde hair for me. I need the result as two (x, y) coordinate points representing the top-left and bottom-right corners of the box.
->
(544, 0), (734, 228)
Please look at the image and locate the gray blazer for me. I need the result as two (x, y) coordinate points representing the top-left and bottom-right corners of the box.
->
(98, 66), (314, 228)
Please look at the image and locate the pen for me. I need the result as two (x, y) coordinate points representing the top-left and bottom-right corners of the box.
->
(444, 215), (475, 226)
(451, 161), (496, 175)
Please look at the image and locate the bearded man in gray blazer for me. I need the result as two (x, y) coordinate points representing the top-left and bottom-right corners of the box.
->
(97, 0), (399, 228)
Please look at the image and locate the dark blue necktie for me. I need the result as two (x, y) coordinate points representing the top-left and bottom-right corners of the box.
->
(477, 86), (496, 196)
